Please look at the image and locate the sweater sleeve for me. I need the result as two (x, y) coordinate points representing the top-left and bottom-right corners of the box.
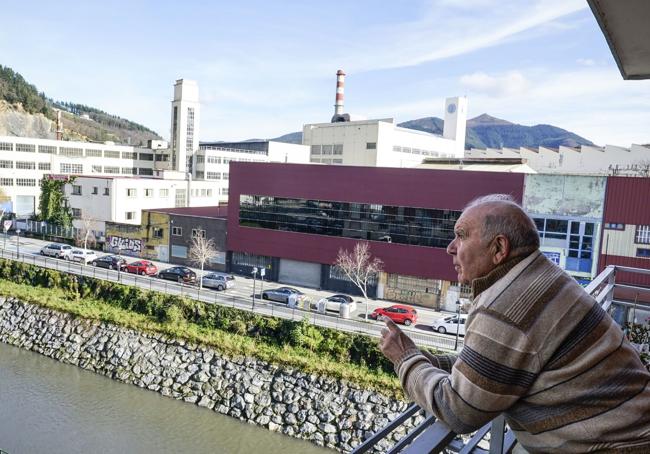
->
(396, 312), (540, 434)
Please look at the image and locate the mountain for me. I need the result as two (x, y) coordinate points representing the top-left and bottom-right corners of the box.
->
(0, 65), (161, 145)
(272, 114), (594, 150)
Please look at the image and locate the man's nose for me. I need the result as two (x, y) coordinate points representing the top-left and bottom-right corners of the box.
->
(447, 238), (457, 255)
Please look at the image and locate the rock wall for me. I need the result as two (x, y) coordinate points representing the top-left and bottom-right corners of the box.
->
(0, 298), (422, 452)
(0, 101), (55, 138)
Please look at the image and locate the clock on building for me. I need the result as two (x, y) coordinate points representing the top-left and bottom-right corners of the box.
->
(447, 103), (457, 114)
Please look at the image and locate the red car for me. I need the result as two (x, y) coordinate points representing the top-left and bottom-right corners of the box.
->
(370, 304), (418, 326)
(124, 260), (158, 276)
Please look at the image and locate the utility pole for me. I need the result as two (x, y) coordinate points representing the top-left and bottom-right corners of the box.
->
(16, 229), (21, 258)
(252, 267), (258, 310)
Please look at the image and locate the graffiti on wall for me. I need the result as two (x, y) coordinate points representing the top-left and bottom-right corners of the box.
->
(109, 236), (142, 253)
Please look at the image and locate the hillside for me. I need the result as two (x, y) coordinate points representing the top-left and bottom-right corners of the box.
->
(0, 65), (162, 145)
(273, 114), (594, 149)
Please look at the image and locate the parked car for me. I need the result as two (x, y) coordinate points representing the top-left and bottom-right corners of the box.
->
(124, 260), (158, 276)
(91, 255), (127, 270)
(40, 243), (73, 260)
(158, 266), (197, 284)
(70, 249), (98, 264)
(202, 273), (235, 291)
(370, 304), (418, 326)
(261, 286), (304, 303)
(316, 295), (357, 313)
(431, 314), (468, 335)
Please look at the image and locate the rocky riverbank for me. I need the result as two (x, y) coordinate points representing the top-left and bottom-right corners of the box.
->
(0, 297), (421, 452)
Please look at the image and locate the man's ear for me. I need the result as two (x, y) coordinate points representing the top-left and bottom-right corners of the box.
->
(492, 235), (510, 265)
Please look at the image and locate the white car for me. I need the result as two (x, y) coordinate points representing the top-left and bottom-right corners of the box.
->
(40, 243), (73, 260)
(202, 273), (235, 291)
(431, 314), (468, 336)
(317, 295), (357, 313)
(70, 249), (98, 264)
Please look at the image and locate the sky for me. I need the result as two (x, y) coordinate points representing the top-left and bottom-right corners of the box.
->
(1, 0), (648, 146)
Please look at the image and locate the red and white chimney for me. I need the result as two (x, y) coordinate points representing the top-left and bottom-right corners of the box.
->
(334, 69), (345, 116)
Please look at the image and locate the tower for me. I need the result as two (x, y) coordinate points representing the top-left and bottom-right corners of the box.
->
(331, 70), (349, 123)
(443, 96), (468, 157)
(170, 79), (200, 173)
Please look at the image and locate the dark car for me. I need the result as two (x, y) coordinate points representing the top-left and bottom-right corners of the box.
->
(261, 286), (304, 303)
(158, 266), (197, 284)
(369, 304), (418, 326)
(124, 260), (158, 276)
(91, 255), (127, 270)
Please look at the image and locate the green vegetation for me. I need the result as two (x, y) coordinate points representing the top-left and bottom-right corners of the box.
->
(0, 65), (49, 115)
(0, 259), (407, 395)
(52, 101), (161, 136)
(37, 177), (74, 227)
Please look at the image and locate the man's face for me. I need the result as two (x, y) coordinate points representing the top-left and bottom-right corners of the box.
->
(446, 206), (496, 284)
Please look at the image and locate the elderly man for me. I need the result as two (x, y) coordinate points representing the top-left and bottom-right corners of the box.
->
(380, 194), (650, 452)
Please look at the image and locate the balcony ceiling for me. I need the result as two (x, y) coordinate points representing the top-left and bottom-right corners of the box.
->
(588, 0), (650, 80)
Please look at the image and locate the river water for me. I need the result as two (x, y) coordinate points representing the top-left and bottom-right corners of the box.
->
(0, 342), (330, 454)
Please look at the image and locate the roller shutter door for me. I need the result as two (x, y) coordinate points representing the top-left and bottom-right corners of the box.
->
(278, 259), (321, 288)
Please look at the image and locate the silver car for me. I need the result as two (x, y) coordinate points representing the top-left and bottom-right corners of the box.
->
(71, 249), (98, 264)
(40, 243), (73, 260)
(202, 273), (235, 291)
(261, 286), (304, 303)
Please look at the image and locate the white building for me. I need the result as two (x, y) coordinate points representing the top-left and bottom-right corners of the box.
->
(466, 143), (650, 176)
(303, 96), (468, 167)
(170, 79), (200, 174)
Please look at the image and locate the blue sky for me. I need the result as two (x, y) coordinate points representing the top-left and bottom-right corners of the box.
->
(1, 0), (648, 146)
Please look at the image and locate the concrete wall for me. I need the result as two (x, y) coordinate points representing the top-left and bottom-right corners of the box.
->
(0, 298), (422, 453)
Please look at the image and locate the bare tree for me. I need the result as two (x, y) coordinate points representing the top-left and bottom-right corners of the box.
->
(335, 242), (384, 319)
(188, 227), (219, 289)
(75, 213), (97, 251)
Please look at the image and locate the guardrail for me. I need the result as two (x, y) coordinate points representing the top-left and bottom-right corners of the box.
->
(0, 248), (462, 352)
(351, 264), (650, 453)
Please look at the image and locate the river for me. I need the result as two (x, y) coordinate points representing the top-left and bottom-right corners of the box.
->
(0, 342), (330, 454)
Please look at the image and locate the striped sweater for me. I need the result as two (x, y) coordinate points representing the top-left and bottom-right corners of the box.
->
(396, 251), (650, 452)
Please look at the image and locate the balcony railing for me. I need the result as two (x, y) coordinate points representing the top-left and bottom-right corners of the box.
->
(352, 264), (650, 454)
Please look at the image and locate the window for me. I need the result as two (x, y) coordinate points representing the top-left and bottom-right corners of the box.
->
(604, 223), (625, 230)
(92, 165), (103, 173)
(153, 228), (164, 239)
(221, 187), (229, 195)
(636, 225), (650, 244)
(72, 185), (82, 196)
(16, 143), (36, 153)
(122, 152), (137, 160)
(139, 168), (153, 176)
(16, 178), (37, 187)
(222, 172), (229, 180)
(366, 142), (377, 150)
(195, 171), (204, 179)
(191, 228), (206, 239)
(310, 145), (321, 155)
(104, 166), (119, 174)
(125, 211), (136, 220)
(207, 189), (213, 197)
(322, 145), (333, 155)
(0, 178), (13, 186)
(86, 149), (102, 157)
(38, 162), (51, 171)
(171, 245), (188, 258)
(144, 188), (153, 198)
(104, 187), (110, 196)
(0, 160), (12, 169)
(159, 189), (169, 197)
(139, 153), (154, 161)
(16, 161), (35, 170)
(72, 208), (82, 218)
(637, 248), (650, 258)
(59, 147), (83, 157)
(332, 159), (343, 164)
(126, 188), (137, 197)
(196, 155), (205, 164)
(60, 163), (83, 174)
(38, 145), (56, 154)
(92, 187), (98, 195)
(0, 142), (14, 151)
(207, 172), (220, 179)
(207, 156), (221, 164)
(121, 167), (137, 175)
(333, 144), (343, 155)
(104, 150), (120, 159)
(172, 226), (182, 236)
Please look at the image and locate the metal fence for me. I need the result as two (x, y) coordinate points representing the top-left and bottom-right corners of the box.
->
(0, 247), (462, 352)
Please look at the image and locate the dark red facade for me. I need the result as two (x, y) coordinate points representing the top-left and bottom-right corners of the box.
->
(227, 163), (525, 281)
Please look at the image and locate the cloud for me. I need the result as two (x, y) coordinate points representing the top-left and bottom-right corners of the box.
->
(576, 58), (596, 66)
(460, 71), (530, 97)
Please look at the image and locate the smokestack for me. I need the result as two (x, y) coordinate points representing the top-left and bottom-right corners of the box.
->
(334, 69), (345, 116)
(56, 110), (63, 140)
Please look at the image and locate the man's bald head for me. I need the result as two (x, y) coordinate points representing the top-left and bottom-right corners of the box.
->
(464, 194), (540, 256)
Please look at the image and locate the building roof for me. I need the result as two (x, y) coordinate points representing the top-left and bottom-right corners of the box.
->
(417, 157), (537, 173)
(588, 0), (650, 79)
(146, 206), (228, 219)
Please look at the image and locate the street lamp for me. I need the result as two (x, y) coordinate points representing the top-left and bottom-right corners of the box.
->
(454, 300), (462, 351)
(251, 267), (258, 309)
(16, 229), (21, 258)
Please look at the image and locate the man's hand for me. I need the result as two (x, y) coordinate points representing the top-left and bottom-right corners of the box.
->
(380, 317), (418, 365)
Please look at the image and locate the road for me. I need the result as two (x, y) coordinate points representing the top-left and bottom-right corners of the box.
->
(0, 233), (465, 351)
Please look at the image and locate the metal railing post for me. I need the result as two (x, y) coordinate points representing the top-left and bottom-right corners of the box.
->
(489, 415), (506, 454)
